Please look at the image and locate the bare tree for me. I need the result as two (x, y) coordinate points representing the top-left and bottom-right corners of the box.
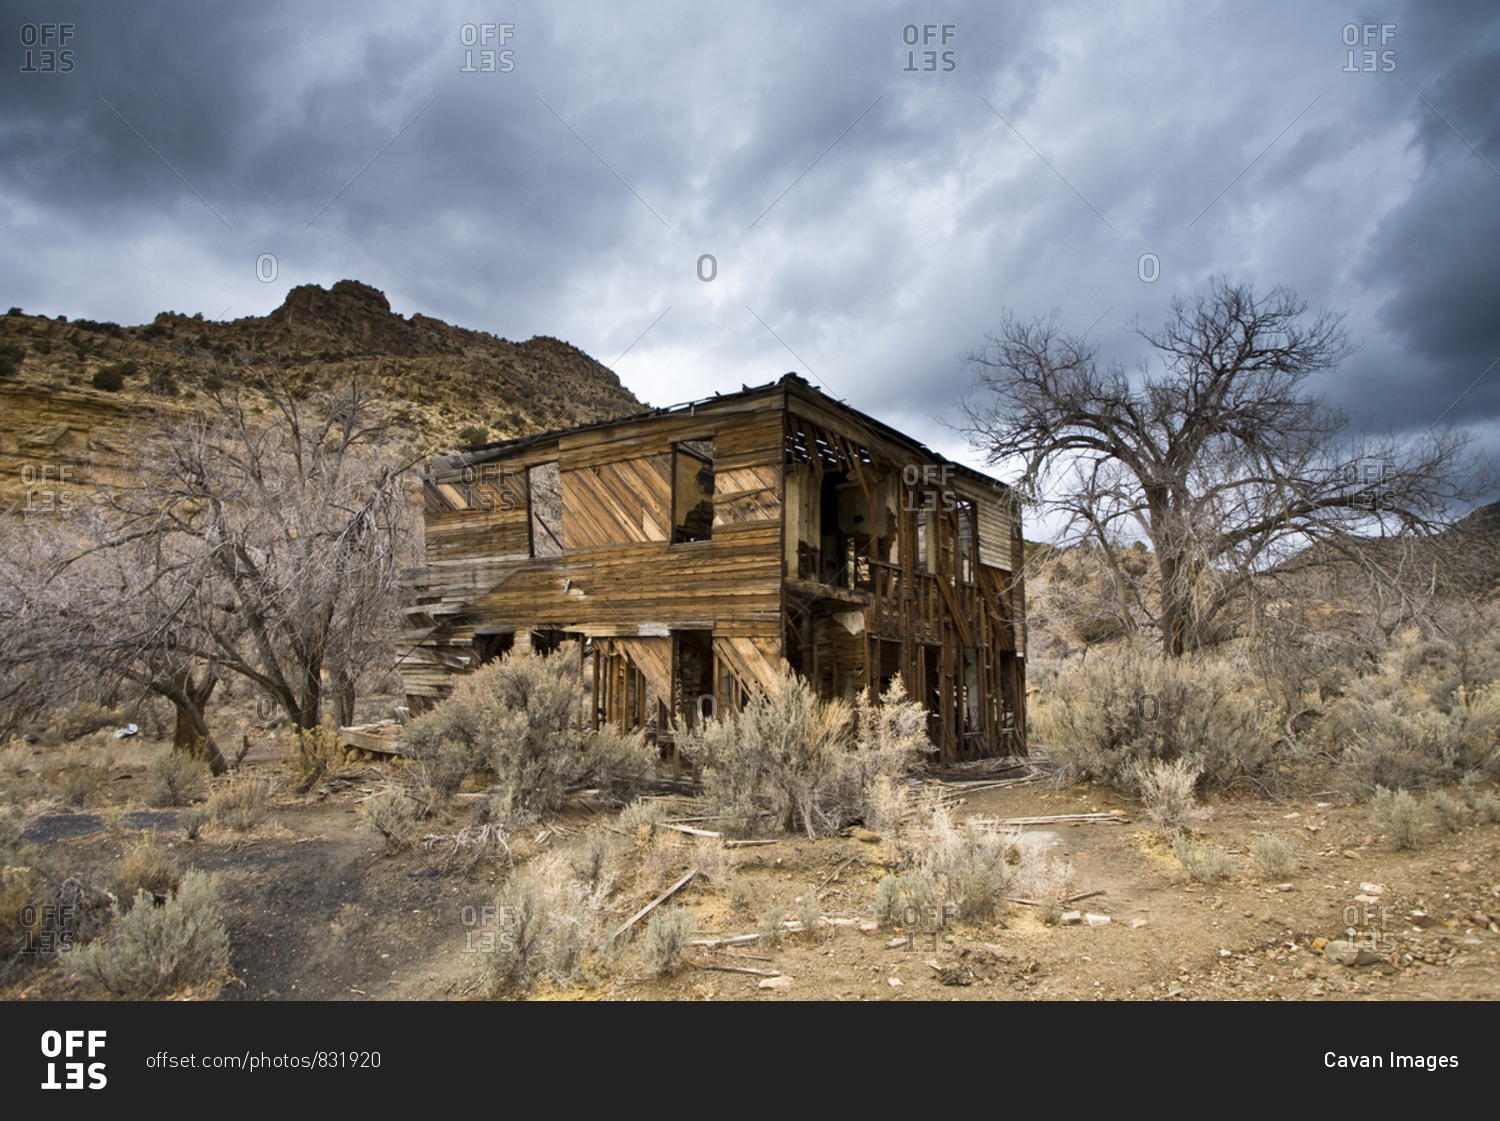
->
(0, 511), (238, 769)
(961, 277), (1481, 656)
(10, 368), (418, 770)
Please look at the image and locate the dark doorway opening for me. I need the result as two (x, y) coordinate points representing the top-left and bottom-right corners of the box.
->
(674, 630), (715, 726)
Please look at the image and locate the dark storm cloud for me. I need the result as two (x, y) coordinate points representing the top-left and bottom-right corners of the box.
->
(3, 0), (1499, 499)
(1363, 35), (1500, 418)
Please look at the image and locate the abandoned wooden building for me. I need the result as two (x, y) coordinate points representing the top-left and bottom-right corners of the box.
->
(397, 373), (1026, 761)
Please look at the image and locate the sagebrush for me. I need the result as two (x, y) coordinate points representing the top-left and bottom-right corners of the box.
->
(405, 650), (653, 820)
(67, 869), (230, 998)
(147, 750), (206, 808)
(1032, 646), (1275, 792)
(681, 670), (931, 839)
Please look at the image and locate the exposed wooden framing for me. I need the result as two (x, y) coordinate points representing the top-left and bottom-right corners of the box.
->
(399, 374), (1026, 759)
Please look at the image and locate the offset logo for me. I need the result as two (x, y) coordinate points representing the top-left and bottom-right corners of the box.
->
(40, 1030), (106, 1090)
(19, 23), (75, 74)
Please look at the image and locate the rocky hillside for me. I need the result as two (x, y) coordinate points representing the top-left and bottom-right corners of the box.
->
(0, 280), (644, 510)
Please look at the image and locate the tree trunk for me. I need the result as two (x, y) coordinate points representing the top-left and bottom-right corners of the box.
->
(333, 669), (356, 728)
(171, 671), (227, 774)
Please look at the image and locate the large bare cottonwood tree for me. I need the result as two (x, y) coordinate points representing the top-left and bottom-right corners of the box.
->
(6, 369), (418, 770)
(961, 278), (1478, 656)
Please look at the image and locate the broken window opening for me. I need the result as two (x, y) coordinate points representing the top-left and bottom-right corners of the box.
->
(956, 499), (977, 585)
(672, 440), (715, 543)
(472, 629), (515, 666)
(528, 462), (563, 557)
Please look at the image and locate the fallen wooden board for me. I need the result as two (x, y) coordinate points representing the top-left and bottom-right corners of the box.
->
(606, 870), (696, 946)
(1061, 888), (1106, 904)
(815, 855), (862, 893)
(689, 960), (780, 977)
(661, 823), (722, 838)
(689, 934), (761, 949)
(1002, 813), (1125, 826)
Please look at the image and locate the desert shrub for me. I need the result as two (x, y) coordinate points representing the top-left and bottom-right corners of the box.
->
(863, 774), (912, 841)
(90, 365), (126, 391)
(570, 831), (617, 892)
(67, 869), (230, 997)
(758, 904), (786, 947)
(797, 890), (821, 936)
(896, 870), (938, 922)
(1170, 835), (1233, 883)
(682, 670), (930, 839)
(1005, 830), (1074, 899)
(0, 804), (22, 849)
(0, 860), (42, 957)
(576, 727), (656, 805)
(0, 739), (33, 782)
(111, 831), (181, 907)
(690, 836), (739, 888)
(1476, 794), (1500, 823)
(288, 724), (341, 794)
(913, 810), (1010, 922)
(638, 833), (689, 895)
(618, 798), (670, 836)
(179, 806), (211, 840)
(457, 425), (489, 446)
(873, 874), (902, 927)
(847, 677), (935, 796)
(685, 669), (847, 838)
(1032, 646), (1274, 792)
(146, 750), (206, 807)
(1139, 758), (1207, 828)
(481, 850), (618, 994)
(1249, 833), (1295, 879)
(1369, 786), (1425, 850)
(1427, 790), (1468, 834)
(482, 876), (548, 995)
(1309, 632), (1500, 793)
(359, 787), (419, 853)
(641, 906), (694, 975)
(209, 776), (270, 832)
(405, 650), (644, 820)
(729, 876), (756, 915)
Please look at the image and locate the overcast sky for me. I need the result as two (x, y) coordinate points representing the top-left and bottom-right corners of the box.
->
(4, 1), (1498, 505)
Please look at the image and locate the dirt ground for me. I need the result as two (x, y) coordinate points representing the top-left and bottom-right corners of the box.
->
(5, 723), (1498, 1004)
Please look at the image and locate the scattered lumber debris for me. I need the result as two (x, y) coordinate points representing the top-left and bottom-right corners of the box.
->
(336, 720), (412, 758)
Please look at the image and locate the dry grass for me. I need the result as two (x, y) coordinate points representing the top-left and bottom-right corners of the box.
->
(359, 786), (420, 853)
(1140, 758), (1208, 828)
(146, 750), (207, 808)
(111, 830), (182, 906)
(288, 724), (342, 794)
(209, 776), (271, 832)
